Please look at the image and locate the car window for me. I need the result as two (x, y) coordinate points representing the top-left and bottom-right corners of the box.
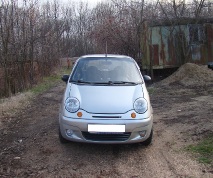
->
(71, 57), (143, 84)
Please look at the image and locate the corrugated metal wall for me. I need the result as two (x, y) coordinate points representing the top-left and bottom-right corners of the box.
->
(142, 22), (213, 70)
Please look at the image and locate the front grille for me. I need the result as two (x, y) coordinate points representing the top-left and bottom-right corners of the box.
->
(92, 116), (121, 118)
(82, 132), (131, 141)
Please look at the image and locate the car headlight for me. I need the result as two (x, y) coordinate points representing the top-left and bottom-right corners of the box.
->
(65, 97), (80, 113)
(134, 98), (148, 113)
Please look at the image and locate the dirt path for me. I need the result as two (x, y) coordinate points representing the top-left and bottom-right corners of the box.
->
(0, 82), (212, 178)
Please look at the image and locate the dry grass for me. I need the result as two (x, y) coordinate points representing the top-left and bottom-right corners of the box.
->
(0, 92), (33, 120)
(0, 92), (33, 129)
(0, 66), (70, 129)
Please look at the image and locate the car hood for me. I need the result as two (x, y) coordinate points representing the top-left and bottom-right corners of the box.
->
(69, 84), (144, 114)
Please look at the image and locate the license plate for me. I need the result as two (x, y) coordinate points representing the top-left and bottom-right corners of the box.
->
(88, 124), (125, 133)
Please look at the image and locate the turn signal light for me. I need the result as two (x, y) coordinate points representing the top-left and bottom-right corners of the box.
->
(77, 112), (82, 118)
(131, 112), (136, 118)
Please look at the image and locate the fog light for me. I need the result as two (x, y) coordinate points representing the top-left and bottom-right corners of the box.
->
(66, 129), (74, 136)
(139, 131), (146, 137)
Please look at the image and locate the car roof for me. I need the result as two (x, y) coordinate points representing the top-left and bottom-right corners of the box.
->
(79, 54), (133, 59)
(72, 54), (140, 71)
(75, 54), (139, 69)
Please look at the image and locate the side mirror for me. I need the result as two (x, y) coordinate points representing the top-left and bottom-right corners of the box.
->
(61, 75), (69, 83)
(143, 75), (151, 82)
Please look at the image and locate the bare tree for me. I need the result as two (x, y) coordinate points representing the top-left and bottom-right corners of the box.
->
(0, 0), (211, 97)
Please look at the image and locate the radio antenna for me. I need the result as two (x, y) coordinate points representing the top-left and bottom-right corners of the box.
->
(105, 41), (108, 57)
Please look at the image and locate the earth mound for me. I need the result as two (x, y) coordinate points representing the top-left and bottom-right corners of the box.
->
(157, 63), (213, 87)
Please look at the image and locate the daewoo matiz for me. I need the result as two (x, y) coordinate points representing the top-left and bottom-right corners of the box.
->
(59, 54), (153, 145)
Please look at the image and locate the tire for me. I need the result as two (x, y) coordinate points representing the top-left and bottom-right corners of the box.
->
(142, 129), (153, 146)
(59, 128), (69, 144)
(208, 64), (213, 70)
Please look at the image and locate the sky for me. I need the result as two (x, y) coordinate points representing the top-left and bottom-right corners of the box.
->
(39, 0), (107, 7)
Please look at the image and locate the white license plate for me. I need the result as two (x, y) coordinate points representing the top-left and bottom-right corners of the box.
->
(88, 124), (125, 133)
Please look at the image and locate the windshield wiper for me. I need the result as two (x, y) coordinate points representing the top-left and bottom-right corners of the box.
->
(71, 80), (109, 85)
(108, 81), (137, 85)
(71, 80), (93, 84)
(71, 80), (138, 85)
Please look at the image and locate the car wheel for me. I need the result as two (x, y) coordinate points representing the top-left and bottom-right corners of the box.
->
(59, 128), (69, 144)
(142, 129), (153, 146)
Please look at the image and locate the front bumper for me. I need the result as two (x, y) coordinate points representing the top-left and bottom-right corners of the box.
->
(59, 113), (153, 144)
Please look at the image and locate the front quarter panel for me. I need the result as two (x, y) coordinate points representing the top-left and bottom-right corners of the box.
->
(142, 83), (153, 115)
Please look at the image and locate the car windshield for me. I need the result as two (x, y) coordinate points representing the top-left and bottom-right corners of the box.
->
(70, 57), (143, 84)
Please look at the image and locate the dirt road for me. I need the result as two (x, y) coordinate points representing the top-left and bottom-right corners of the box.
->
(0, 82), (213, 178)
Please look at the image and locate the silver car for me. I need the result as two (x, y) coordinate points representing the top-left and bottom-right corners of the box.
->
(59, 54), (153, 145)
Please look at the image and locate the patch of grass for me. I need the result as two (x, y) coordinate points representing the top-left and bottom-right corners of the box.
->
(30, 67), (71, 95)
(147, 87), (155, 94)
(30, 75), (58, 94)
(61, 67), (72, 75)
(186, 136), (213, 164)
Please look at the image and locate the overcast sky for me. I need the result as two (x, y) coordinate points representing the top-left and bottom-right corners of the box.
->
(40, 0), (107, 7)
